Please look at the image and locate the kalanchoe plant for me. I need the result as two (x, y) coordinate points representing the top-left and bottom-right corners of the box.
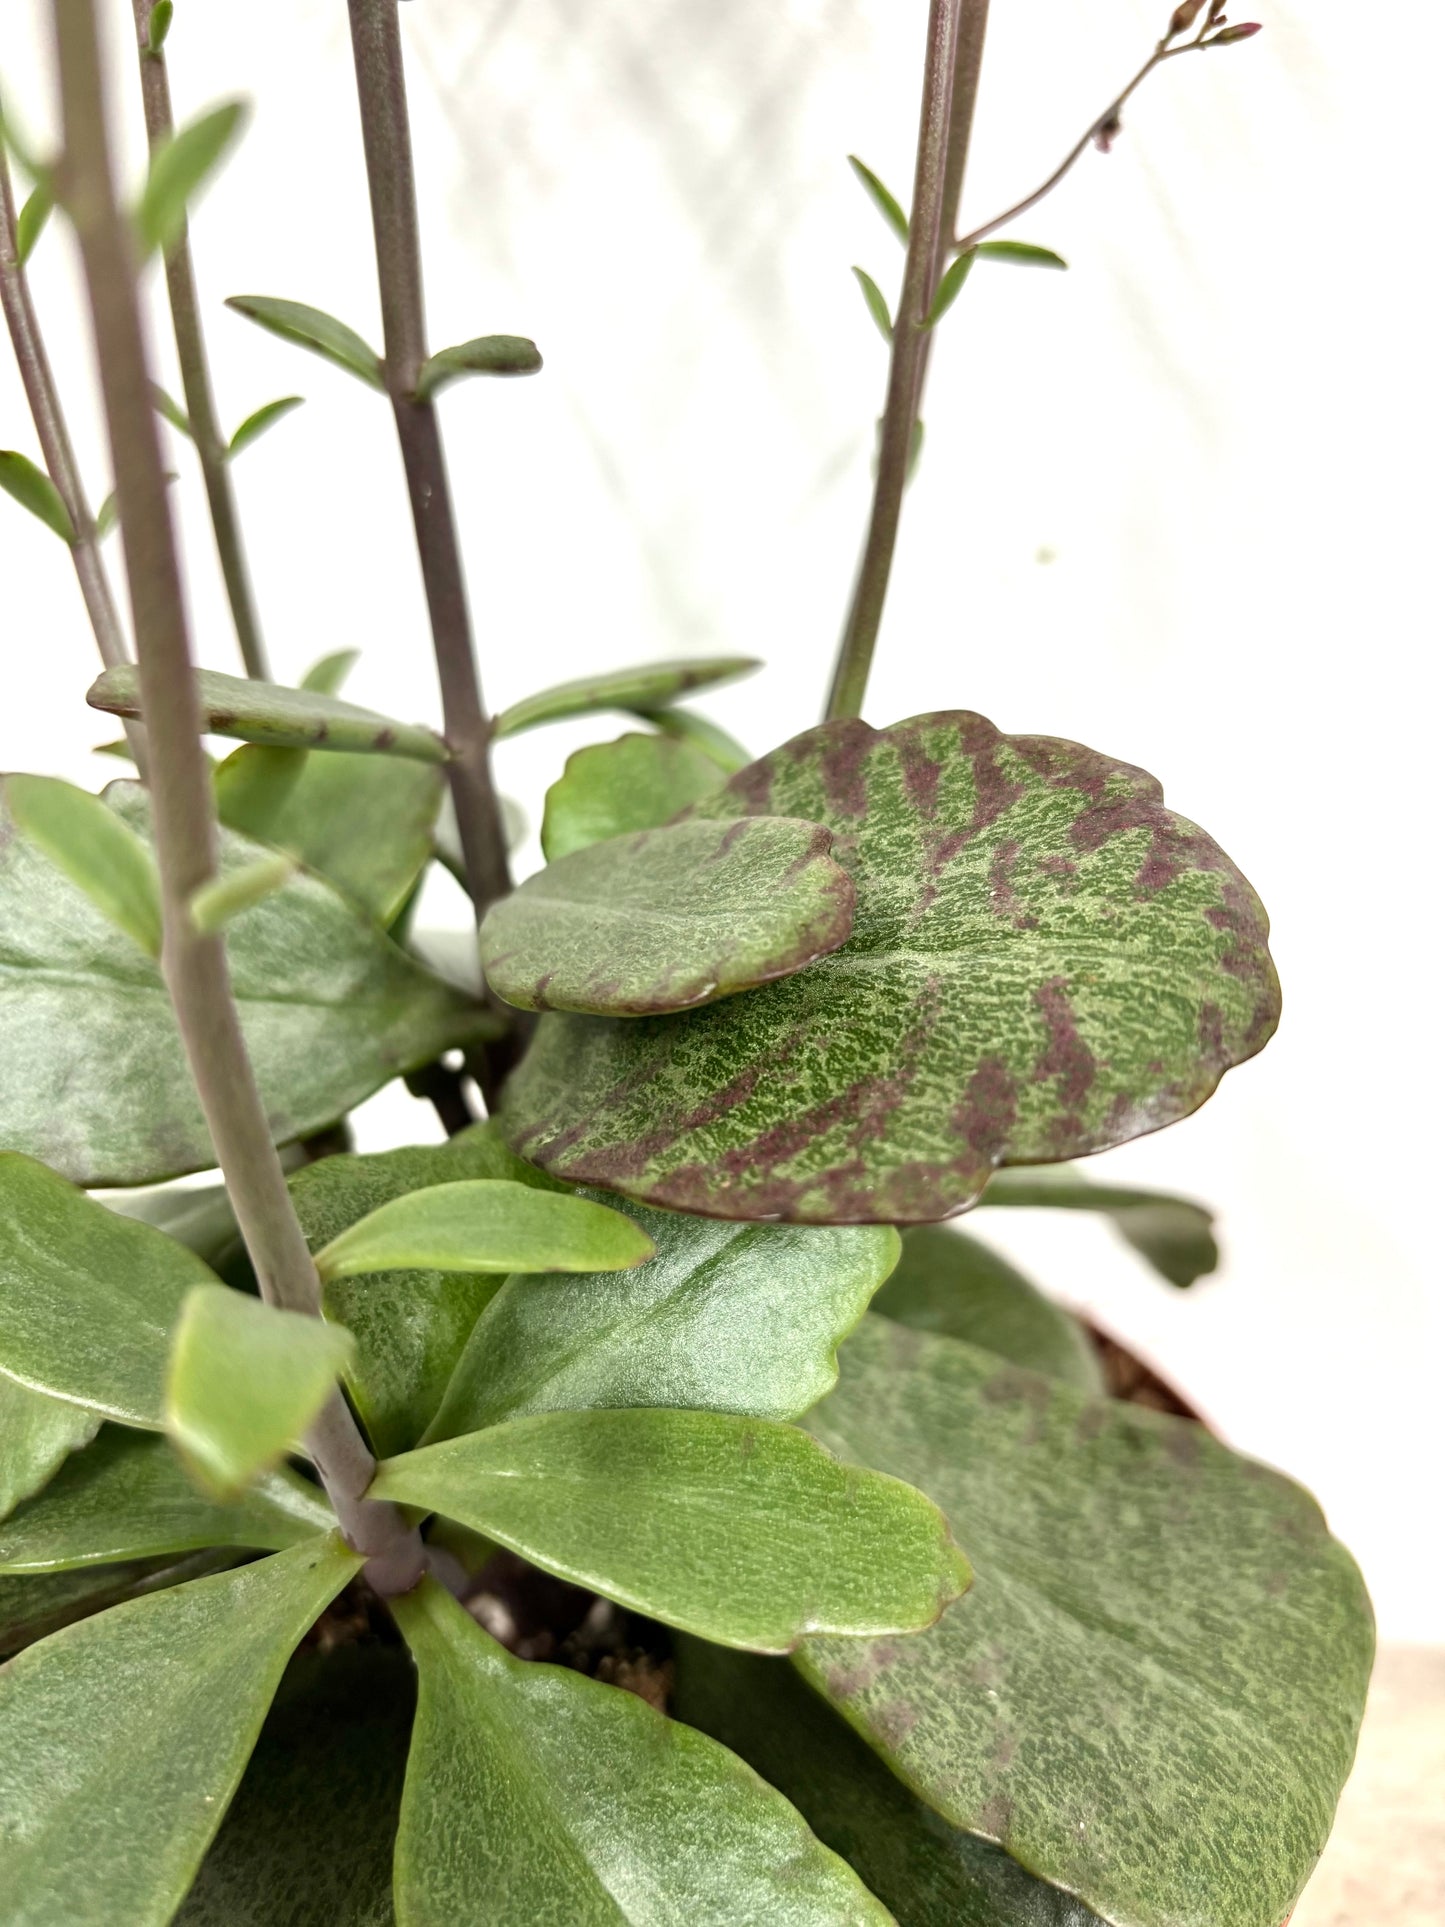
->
(0, 1), (1370, 1923)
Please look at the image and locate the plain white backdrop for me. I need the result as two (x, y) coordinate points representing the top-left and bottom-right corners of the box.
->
(1, 0), (1439, 1636)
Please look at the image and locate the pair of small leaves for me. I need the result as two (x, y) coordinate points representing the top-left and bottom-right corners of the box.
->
(849, 153), (1065, 273)
(226, 293), (541, 398)
(153, 383), (306, 460)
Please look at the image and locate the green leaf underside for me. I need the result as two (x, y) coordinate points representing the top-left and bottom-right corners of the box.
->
(289, 1126), (568, 1459)
(0, 1375), (99, 1524)
(226, 294), (384, 389)
(852, 267), (893, 342)
(978, 1166), (1218, 1288)
(848, 155), (909, 243)
(175, 1648), (412, 1926)
(494, 656), (761, 739)
(89, 665), (448, 763)
(0, 783), (493, 1186)
(0, 1154), (221, 1426)
(415, 333), (543, 400)
(214, 742), (445, 922)
(136, 102), (246, 257)
(876, 1225), (1104, 1394)
(391, 1579), (890, 1926)
(798, 1317), (1374, 1927)
(483, 816), (856, 1018)
(976, 241), (1068, 269)
(0, 1535), (360, 1927)
(503, 712), (1280, 1223)
(315, 1179), (655, 1282)
(0, 1553), (240, 1660)
(0, 1428), (332, 1571)
(5, 774), (162, 955)
(166, 1287), (354, 1497)
(541, 730), (730, 862)
(673, 1639), (1106, 1927)
(427, 1198), (899, 1439)
(0, 450), (74, 541)
(228, 395), (304, 458)
(643, 705), (752, 773)
(372, 1408), (967, 1653)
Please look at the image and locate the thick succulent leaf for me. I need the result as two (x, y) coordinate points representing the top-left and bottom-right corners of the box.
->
(504, 713), (1280, 1223)
(0, 1153), (221, 1426)
(391, 1577), (891, 1926)
(0, 1552), (239, 1659)
(0, 1534), (361, 1927)
(797, 1317), (1374, 1927)
(4, 775), (161, 955)
(288, 1126), (568, 1458)
(481, 816), (856, 1017)
(372, 1407), (967, 1653)
(166, 1287), (355, 1497)
(0, 1375), (99, 1523)
(88, 665), (448, 762)
(427, 1199), (899, 1439)
(314, 1179), (655, 1282)
(673, 1639), (1105, 1927)
(106, 1181), (241, 1269)
(541, 729), (730, 861)
(0, 1427), (332, 1570)
(214, 742), (445, 922)
(978, 1166), (1218, 1288)
(644, 705), (752, 772)
(415, 333), (543, 399)
(176, 1648), (412, 1926)
(226, 294), (384, 389)
(0, 782), (495, 1185)
(494, 656), (760, 738)
(876, 1225), (1104, 1393)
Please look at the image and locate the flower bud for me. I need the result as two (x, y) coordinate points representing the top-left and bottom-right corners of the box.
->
(1170, 0), (1206, 32)
(1211, 20), (1262, 41)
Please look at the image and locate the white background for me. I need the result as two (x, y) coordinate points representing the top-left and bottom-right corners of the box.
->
(2, 0), (1439, 1637)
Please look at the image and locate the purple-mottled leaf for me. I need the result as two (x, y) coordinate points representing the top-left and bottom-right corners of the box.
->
(502, 712), (1279, 1223)
(480, 816), (856, 1017)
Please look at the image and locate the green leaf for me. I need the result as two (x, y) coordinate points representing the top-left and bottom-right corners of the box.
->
(147, 0), (174, 53)
(642, 704), (751, 772)
(151, 381), (194, 438)
(925, 248), (976, 327)
(0, 1534), (361, 1927)
(876, 1224), (1104, 1393)
(414, 332), (543, 401)
(0, 1428), (332, 1570)
(94, 488), (118, 537)
(214, 742), (445, 922)
(390, 1577), (892, 1926)
(847, 155), (909, 243)
(5, 774), (163, 955)
(541, 729), (730, 861)
(106, 1181), (240, 1269)
(0, 1552), (239, 1660)
(176, 1647), (412, 1926)
(372, 1408), (968, 1653)
(503, 713), (1280, 1222)
(137, 101), (247, 259)
(16, 178), (53, 263)
(798, 1317), (1374, 1927)
(188, 851), (296, 935)
(314, 1179), (656, 1283)
(0, 1153), (221, 1426)
(301, 646), (361, 695)
(852, 266), (893, 342)
(89, 663), (449, 762)
(226, 294), (385, 390)
(494, 655), (761, 738)
(0, 449), (73, 541)
(977, 1165), (1218, 1287)
(428, 1201), (898, 1439)
(482, 815), (856, 1017)
(673, 1638), (1107, 1927)
(0, 1376), (99, 1524)
(166, 1287), (354, 1497)
(0, 782), (494, 1186)
(975, 240), (1068, 270)
(227, 393), (304, 457)
(288, 1126), (567, 1458)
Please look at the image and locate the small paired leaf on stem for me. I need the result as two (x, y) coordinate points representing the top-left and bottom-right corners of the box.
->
(0, 449), (75, 540)
(494, 655), (761, 739)
(187, 852), (296, 936)
(226, 294), (384, 390)
(851, 266), (893, 342)
(151, 380), (192, 438)
(415, 333), (542, 401)
(146, 0), (174, 54)
(5, 775), (162, 955)
(135, 100), (247, 260)
(88, 664), (451, 763)
(848, 154), (909, 243)
(16, 180), (52, 263)
(227, 394), (303, 458)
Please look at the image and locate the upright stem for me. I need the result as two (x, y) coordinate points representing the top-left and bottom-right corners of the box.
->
(917, 0), (990, 407)
(825, 0), (964, 723)
(128, 0), (270, 680)
(51, 0), (422, 1595)
(0, 130), (146, 767)
(344, 0), (512, 923)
